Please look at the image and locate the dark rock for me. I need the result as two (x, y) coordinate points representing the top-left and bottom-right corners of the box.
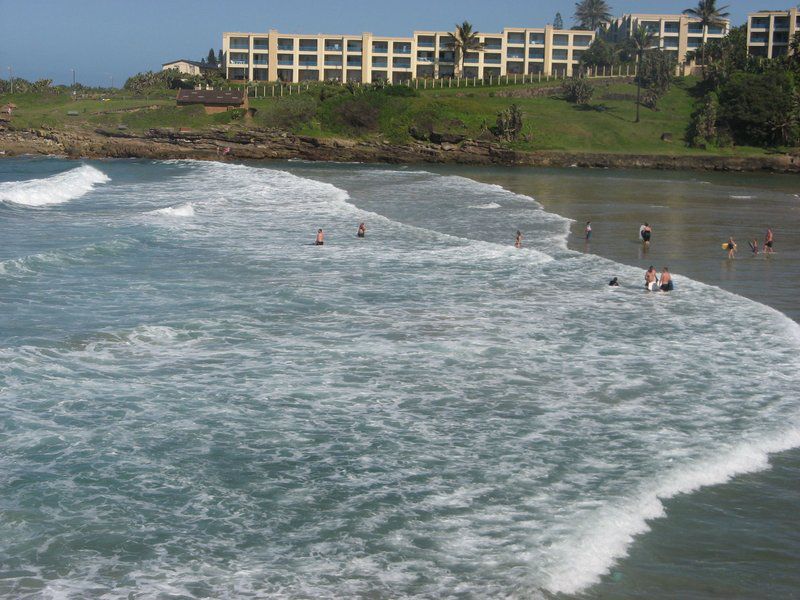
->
(661, 133), (673, 142)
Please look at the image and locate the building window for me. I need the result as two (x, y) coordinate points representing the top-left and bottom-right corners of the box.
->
(347, 40), (363, 52)
(507, 32), (525, 45)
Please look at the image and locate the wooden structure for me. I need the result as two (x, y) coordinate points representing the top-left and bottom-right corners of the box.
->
(176, 89), (248, 114)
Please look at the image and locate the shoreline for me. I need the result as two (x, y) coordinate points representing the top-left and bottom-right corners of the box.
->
(2, 125), (800, 173)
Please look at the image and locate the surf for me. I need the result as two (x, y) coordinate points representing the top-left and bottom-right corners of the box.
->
(0, 164), (109, 206)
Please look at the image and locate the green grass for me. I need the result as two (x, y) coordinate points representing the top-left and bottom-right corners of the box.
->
(0, 80), (777, 157)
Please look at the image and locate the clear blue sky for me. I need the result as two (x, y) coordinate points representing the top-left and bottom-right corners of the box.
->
(1, 0), (759, 87)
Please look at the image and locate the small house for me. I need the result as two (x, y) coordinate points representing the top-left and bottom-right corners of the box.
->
(175, 89), (248, 114)
(162, 60), (219, 76)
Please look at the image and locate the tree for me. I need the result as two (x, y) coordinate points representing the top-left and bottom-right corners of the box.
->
(718, 71), (797, 146)
(496, 104), (524, 140)
(573, 0), (613, 31)
(638, 50), (675, 109)
(217, 49), (224, 66)
(446, 21), (484, 77)
(683, 0), (730, 69)
(206, 49), (218, 67)
(580, 38), (617, 69)
(627, 25), (655, 122)
(693, 24), (749, 90)
(687, 93), (718, 146)
(554, 13), (564, 29)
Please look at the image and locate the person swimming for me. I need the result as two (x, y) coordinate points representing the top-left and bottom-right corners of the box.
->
(585, 221), (592, 240)
(514, 230), (523, 248)
(357, 222), (366, 238)
(748, 238), (759, 255)
(659, 267), (673, 292)
(315, 228), (324, 246)
(609, 277), (620, 286)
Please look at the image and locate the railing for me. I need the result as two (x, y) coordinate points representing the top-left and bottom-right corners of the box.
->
(230, 44), (249, 50)
(484, 58), (502, 64)
(484, 44), (502, 50)
(299, 46), (318, 53)
(254, 44), (269, 50)
(278, 60), (294, 65)
(324, 59), (343, 66)
(278, 45), (294, 51)
(372, 60), (388, 67)
(394, 47), (412, 54)
(230, 59), (248, 65)
(417, 41), (435, 48)
(373, 46), (389, 53)
(417, 56), (434, 63)
(253, 59), (269, 65)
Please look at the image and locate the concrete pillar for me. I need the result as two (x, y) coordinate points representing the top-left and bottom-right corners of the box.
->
(248, 35), (254, 82)
(543, 25), (554, 77)
(363, 32), (372, 83)
(268, 30), (279, 82)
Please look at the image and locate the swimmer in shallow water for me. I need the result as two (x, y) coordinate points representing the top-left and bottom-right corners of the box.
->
(659, 267), (673, 292)
(764, 227), (774, 253)
(514, 230), (523, 248)
(357, 222), (366, 238)
(585, 221), (592, 240)
(644, 266), (658, 291)
(726, 237), (736, 259)
(315, 228), (324, 246)
(641, 223), (652, 245)
(609, 277), (620, 287)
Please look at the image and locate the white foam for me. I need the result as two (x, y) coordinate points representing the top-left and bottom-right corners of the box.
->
(0, 164), (109, 206)
(544, 427), (800, 595)
(150, 202), (195, 217)
(469, 202), (502, 210)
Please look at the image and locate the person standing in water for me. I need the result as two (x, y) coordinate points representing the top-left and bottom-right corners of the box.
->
(659, 267), (673, 292)
(764, 227), (774, 254)
(641, 223), (652, 245)
(585, 221), (592, 240)
(357, 222), (366, 238)
(749, 238), (759, 255)
(644, 266), (658, 291)
(726, 236), (736, 259)
(315, 228), (324, 246)
(514, 230), (523, 248)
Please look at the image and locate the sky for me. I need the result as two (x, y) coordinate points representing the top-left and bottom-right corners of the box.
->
(1, 0), (760, 87)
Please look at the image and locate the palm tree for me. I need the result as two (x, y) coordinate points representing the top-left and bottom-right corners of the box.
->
(573, 0), (613, 31)
(446, 21), (484, 77)
(683, 0), (730, 69)
(628, 25), (655, 123)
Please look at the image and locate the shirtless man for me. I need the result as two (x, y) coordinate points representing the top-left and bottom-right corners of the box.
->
(514, 230), (523, 248)
(315, 228), (324, 246)
(644, 266), (658, 291)
(659, 267), (673, 292)
(764, 227), (774, 254)
(585, 221), (592, 240)
(357, 222), (366, 238)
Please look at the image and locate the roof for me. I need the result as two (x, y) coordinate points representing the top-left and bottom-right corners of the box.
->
(162, 59), (213, 68)
(176, 89), (246, 105)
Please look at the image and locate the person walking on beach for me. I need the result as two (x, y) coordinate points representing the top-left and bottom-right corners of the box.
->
(585, 221), (592, 241)
(659, 267), (673, 292)
(726, 236), (736, 259)
(357, 222), (366, 238)
(515, 230), (523, 248)
(644, 266), (658, 291)
(315, 228), (324, 246)
(764, 227), (774, 254)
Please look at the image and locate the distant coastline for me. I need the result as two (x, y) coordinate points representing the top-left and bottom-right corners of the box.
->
(2, 126), (799, 173)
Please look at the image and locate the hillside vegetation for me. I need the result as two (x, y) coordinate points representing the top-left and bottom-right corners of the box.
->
(2, 77), (774, 158)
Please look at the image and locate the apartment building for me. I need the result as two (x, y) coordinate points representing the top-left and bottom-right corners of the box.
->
(222, 26), (595, 84)
(747, 9), (799, 58)
(610, 14), (729, 65)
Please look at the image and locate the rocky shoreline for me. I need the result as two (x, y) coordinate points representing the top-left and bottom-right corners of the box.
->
(2, 125), (800, 172)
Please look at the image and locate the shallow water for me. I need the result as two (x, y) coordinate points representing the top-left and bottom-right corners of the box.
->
(1, 158), (798, 598)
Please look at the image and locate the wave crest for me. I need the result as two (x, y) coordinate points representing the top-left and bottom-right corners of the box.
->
(0, 164), (109, 206)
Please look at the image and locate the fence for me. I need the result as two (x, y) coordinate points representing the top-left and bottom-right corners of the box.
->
(229, 64), (638, 99)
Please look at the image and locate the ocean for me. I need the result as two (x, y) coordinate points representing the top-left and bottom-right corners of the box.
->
(1, 157), (798, 599)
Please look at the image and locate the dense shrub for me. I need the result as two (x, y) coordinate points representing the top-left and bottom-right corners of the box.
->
(256, 95), (318, 129)
(334, 96), (380, 130)
(495, 104), (524, 141)
(718, 71), (797, 146)
(686, 93), (718, 147)
(563, 78), (595, 104)
(637, 50), (675, 109)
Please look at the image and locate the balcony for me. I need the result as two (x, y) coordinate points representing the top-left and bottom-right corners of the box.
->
(750, 18), (769, 29)
(553, 35), (569, 46)
(393, 58), (411, 69)
(299, 58), (318, 67)
(417, 37), (435, 48)
(774, 18), (790, 30)
(299, 42), (318, 53)
(664, 23), (680, 33)
(278, 39), (295, 51)
(230, 44), (249, 50)
(347, 57), (362, 66)
(372, 58), (388, 67)
(464, 53), (479, 64)
(373, 43), (388, 53)
(529, 48), (545, 59)
(417, 55), (435, 63)
(393, 44), (412, 54)
(278, 45), (294, 52)
(253, 56), (269, 65)
(254, 39), (269, 50)
(707, 25), (725, 35)
(507, 33), (525, 45)
(230, 59), (248, 65)
(750, 33), (768, 44)
(278, 59), (294, 66)
(484, 57), (502, 64)
(324, 57), (343, 66)
(347, 41), (363, 52)
(573, 36), (592, 47)
(687, 25), (703, 34)
(530, 34), (545, 45)
(552, 49), (568, 60)
(484, 39), (502, 50)
(507, 48), (525, 59)
(687, 37), (703, 48)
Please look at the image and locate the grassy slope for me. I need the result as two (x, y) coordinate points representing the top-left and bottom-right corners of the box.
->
(1, 80), (772, 157)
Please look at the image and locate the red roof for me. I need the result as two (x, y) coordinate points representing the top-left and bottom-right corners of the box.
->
(176, 89), (245, 106)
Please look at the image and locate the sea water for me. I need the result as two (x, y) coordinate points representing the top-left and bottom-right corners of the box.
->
(1, 158), (799, 599)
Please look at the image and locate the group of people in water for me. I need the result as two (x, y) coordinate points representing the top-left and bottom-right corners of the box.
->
(313, 222), (367, 245)
(724, 227), (774, 259)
